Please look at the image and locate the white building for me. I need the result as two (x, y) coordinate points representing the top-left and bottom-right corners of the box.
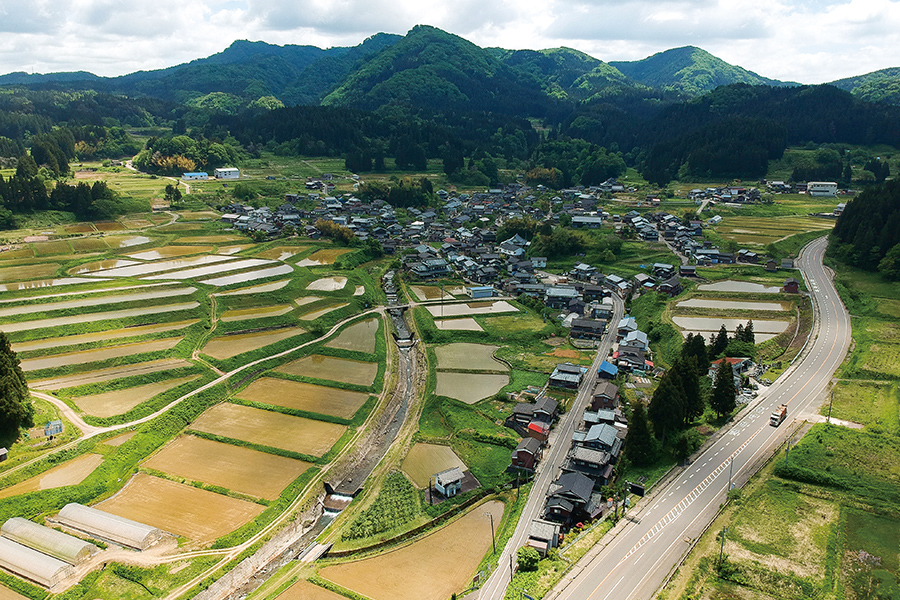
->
(807, 182), (838, 197)
(214, 167), (240, 179)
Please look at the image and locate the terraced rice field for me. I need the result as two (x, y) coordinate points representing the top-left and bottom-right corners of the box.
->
(275, 579), (347, 600)
(68, 259), (139, 274)
(0, 286), (196, 318)
(296, 296), (323, 307)
(306, 276), (347, 292)
(202, 264), (294, 286)
(215, 280), (291, 296)
(0, 262), (60, 282)
(146, 258), (274, 281)
(104, 235), (151, 248)
(276, 355), (377, 386)
(0, 302), (200, 333)
(73, 375), (201, 418)
(86, 255), (232, 277)
(0, 454), (103, 499)
(434, 318), (483, 331)
(676, 298), (791, 311)
(410, 286), (454, 301)
(255, 246), (309, 260)
(320, 501), (504, 600)
(220, 305), (293, 322)
(238, 378), (369, 419)
(127, 246), (215, 260)
(201, 327), (306, 360)
(435, 344), (505, 371)
(155, 223), (203, 232)
(190, 403), (346, 457)
(12, 320), (198, 352)
(672, 316), (790, 342)
(325, 318), (379, 353)
(0, 277), (110, 292)
(217, 245), (253, 255)
(69, 238), (109, 252)
(401, 443), (468, 488)
(299, 302), (349, 321)
(30, 358), (194, 391)
(96, 473), (264, 545)
(434, 372), (508, 404)
(714, 216), (833, 246)
(295, 248), (353, 267)
(33, 241), (73, 256)
(426, 300), (518, 317)
(143, 436), (311, 500)
(94, 222), (126, 232)
(19, 337), (183, 371)
(697, 280), (782, 294)
(175, 235), (245, 243)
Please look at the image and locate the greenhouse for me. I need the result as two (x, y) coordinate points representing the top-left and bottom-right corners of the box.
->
(1, 518), (99, 565)
(57, 504), (163, 550)
(0, 537), (74, 588)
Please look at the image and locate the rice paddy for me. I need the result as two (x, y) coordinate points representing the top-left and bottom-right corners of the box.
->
(104, 235), (152, 248)
(434, 372), (509, 404)
(434, 344), (505, 371)
(713, 216), (833, 246)
(294, 248), (353, 267)
(325, 318), (379, 354)
(401, 443), (468, 488)
(238, 378), (369, 419)
(175, 235), (245, 244)
(275, 355), (377, 387)
(68, 259), (139, 274)
(672, 316), (790, 342)
(306, 276), (348, 292)
(299, 303), (349, 321)
(30, 358), (194, 391)
(201, 327), (306, 360)
(12, 320), (199, 353)
(0, 286), (196, 318)
(275, 579), (347, 600)
(202, 264), (294, 286)
(190, 403), (346, 457)
(96, 473), (265, 545)
(296, 296), (324, 306)
(127, 246), (215, 260)
(73, 375), (201, 418)
(697, 280), (782, 294)
(220, 305), (293, 322)
(0, 454), (104, 499)
(0, 262), (60, 282)
(143, 435), (312, 501)
(434, 318), (484, 331)
(103, 431), (136, 446)
(86, 255), (232, 278)
(676, 298), (791, 311)
(0, 277), (110, 292)
(214, 280), (291, 296)
(146, 258), (274, 281)
(410, 286), (454, 301)
(320, 500), (505, 600)
(19, 337), (183, 371)
(255, 246), (309, 260)
(0, 302), (200, 333)
(425, 300), (519, 317)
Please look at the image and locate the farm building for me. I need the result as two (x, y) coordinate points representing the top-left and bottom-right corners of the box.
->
(214, 167), (240, 179)
(0, 537), (74, 588)
(56, 504), (163, 550)
(807, 181), (838, 197)
(434, 467), (464, 498)
(466, 286), (495, 299)
(182, 172), (208, 180)
(0, 448), (6, 462)
(1, 518), (98, 565)
(44, 420), (63, 436)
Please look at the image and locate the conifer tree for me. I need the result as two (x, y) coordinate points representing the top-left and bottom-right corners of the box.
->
(0, 331), (33, 441)
(625, 400), (656, 466)
(711, 359), (737, 418)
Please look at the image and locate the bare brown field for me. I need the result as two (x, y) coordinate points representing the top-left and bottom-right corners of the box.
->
(201, 327), (306, 360)
(320, 501), (504, 600)
(325, 318), (379, 354)
(64, 224), (95, 234)
(0, 585), (28, 600)
(30, 358), (194, 391)
(0, 249), (35, 260)
(401, 444), (467, 488)
(143, 436), (311, 500)
(275, 579), (347, 600)
(238, 378), (368, 419)
(178, 211), (220, 220)
(190, 403), (346, 457)
(434, 318), (483, 331)
(434, 343), (505, 371)
(19, 337), (183, 372)
(0, 454), (103, 499)
(410, 285), (454, 301)
(275, 355), (377, 387)
(220, 305), (293, 322)
(0, 262), (60, 282)
(94, 222), (126, 232)
(306, 276), (347, 292)
(96, 473), (264, 544)
(12, 320), (198, 353)
(74, 375), (201, 418)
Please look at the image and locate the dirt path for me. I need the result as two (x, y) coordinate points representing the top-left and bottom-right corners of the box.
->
(192, 295), (225, 376)
(302, 160), (322, 174)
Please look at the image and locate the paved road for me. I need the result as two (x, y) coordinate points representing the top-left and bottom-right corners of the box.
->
(540, 235), (850, 600)
(478, 294), (625, 599)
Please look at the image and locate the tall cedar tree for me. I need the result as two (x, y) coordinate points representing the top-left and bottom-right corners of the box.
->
(710, 325), (729, 358)
(682, 333), (710, 376)
(676, 356), (704, 424)
(625, 400), (656, 466)
(0, 331), (33, 441)
(711, 360), (738, 418)
(648, 371), (685, 444)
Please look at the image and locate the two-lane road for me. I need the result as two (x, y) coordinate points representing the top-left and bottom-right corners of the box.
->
(538, 236), (850, 600)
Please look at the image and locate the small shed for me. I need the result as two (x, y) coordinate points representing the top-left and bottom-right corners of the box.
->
(783, 278), (800, 294)
(466, 286), (495, 299)
(0, 537), (74, 588)
(56, 504), (163, 550)
(0, 448), (7, 462)
(434, 467), (464, 498)
(1, 518), (98, 565)
(44, 420), (63, 437)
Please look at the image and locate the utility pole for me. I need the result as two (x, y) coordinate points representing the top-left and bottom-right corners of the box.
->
(509, 553), (514, 581)
(718, 527), (728, 568)
(827, 389), (834, 424)
(485, 511), (496, 555)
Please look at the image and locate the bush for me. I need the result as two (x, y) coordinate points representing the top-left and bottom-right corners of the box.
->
(517, 546), (540, 572)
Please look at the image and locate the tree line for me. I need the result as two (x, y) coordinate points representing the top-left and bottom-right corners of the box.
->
(831, 179), (900, 278)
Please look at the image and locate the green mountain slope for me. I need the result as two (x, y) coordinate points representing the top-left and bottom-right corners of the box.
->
(830, 67), (900, 105)
(610, 46), (791, 96)
(321, 25), (556, 115)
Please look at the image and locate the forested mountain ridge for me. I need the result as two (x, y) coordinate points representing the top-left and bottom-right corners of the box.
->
(829, 67), (900, 105)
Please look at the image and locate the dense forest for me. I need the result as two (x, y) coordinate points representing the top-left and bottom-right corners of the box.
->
(831, 180), (900, 279)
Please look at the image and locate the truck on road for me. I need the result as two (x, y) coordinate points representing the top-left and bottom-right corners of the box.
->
(770, 404), (788, 427)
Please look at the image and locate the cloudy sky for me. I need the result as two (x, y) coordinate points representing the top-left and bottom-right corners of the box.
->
(0, 0), (898, 84)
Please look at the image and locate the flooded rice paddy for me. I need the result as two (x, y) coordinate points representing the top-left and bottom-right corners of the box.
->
(354, 285), (365, 296)
(19, 337), (183, 371)
(190, 403), (346, 457)
(104, 235), (151, 248)
(676, 298), (791, 311)
(143, 435), (311, 501)
(0, 454), (104, 499)
(298, 303), (349, 321)
(238, 378), (369, 419)
(145, 258), (274, 281)
(30, 358), (193, 391)
(434, 318), (483, 331)
(87, 255), (232, 277)
(73, 375), (201, 418)
(68, 259), (139, 274)
(216, 245), (253, 255)
(426, 300), (518, 317)
(434, 372), (508, 404)
(12, 320), (198, 353)
(697, 280), (782, 294)
(276, 355), (377, 386)
(0, 286), (196, 318)
(201, 327), (306, 360)
(295, 296), (323, 306)
(320, 500), (504, 600)
(294, 248), (353, 267)
(325, 318), (379, 354)
(672, 316), (791, 342)
(435, 344), (505, 371)
(127, 246), (214, 260)
(220, 305), (293, 322)
(0, 302), (200, 333)
(0, 277), (111, 292)
(175, 235), (245, 244)
(96, 473), (264, 545)
(215, 280), (290, 296)
(306, 276), (348, 292)
(255, 246), (309, 260)
(410, 285), (454, 301)
(201, 264), (294, 286)
(401, 443), (468, 488)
